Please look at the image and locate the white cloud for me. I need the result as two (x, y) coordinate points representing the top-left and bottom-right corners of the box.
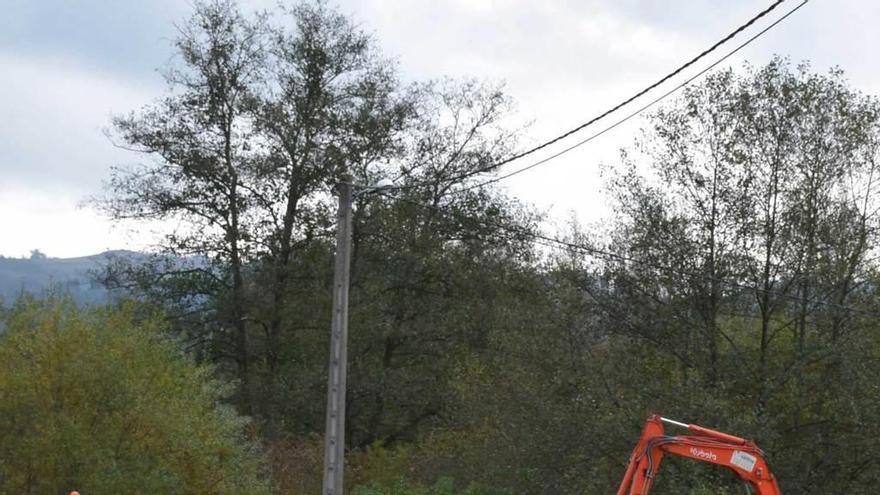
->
(0, 184), (151, 258)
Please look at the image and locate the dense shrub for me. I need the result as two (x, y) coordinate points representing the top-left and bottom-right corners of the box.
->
(0, 298), (271, 494)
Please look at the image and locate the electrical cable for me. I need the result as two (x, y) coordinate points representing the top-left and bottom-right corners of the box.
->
(450, 0), (809, 195)
(386, 0), (793, 192)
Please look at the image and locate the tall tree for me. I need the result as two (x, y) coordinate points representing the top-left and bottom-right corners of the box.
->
(99, 0), (266, 412)
(600, 58), (880, 493)
(98, 0), (413, 419)
(248, 2), (412, 417)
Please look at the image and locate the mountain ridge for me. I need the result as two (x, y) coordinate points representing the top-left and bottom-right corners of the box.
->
(0, 250), (142, 304)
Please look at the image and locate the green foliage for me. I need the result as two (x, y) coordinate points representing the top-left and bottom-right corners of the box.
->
(0, 298), (270, 495)
(266, 434), (324, 494)
(353, 477), (470, 495)
(349, 443), (487, 495)
(593, 57), (880, 494)
(90, 1), (880, 493)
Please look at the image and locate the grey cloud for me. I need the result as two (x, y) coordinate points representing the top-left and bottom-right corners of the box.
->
(0, 0), (189, 80)
(0, 54), (153, 193)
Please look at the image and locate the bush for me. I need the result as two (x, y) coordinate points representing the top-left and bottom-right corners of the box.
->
(0, 298), (270, 494)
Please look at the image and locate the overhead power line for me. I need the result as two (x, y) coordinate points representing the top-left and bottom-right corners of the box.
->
(388, 0), (799, 193)
(452, 0), (810, 194)
(386, 193), (880, 319)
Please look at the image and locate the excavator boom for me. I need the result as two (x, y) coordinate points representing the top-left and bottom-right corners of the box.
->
(616, 415), (781, 495)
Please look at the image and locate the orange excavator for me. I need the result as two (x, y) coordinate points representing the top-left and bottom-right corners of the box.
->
(617, 415), (781, 495)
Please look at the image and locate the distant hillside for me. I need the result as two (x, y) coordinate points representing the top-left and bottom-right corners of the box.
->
(0, 250), (142, 304)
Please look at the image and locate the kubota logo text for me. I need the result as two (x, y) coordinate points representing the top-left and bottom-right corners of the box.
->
(689, 448), (717, 461)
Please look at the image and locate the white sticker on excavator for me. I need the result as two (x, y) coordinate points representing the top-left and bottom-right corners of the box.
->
(730, 451), (757, 473)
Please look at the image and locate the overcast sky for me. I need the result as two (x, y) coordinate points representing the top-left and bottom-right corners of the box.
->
(0, 0), (875, 257)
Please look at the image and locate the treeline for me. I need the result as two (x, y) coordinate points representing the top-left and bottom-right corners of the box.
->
(5, 1), (879, 493)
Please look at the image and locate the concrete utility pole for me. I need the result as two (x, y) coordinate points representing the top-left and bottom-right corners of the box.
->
(322, 174), (353, 495)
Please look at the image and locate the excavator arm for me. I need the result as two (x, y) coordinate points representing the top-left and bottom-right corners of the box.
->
(616, 415), (781, 495)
